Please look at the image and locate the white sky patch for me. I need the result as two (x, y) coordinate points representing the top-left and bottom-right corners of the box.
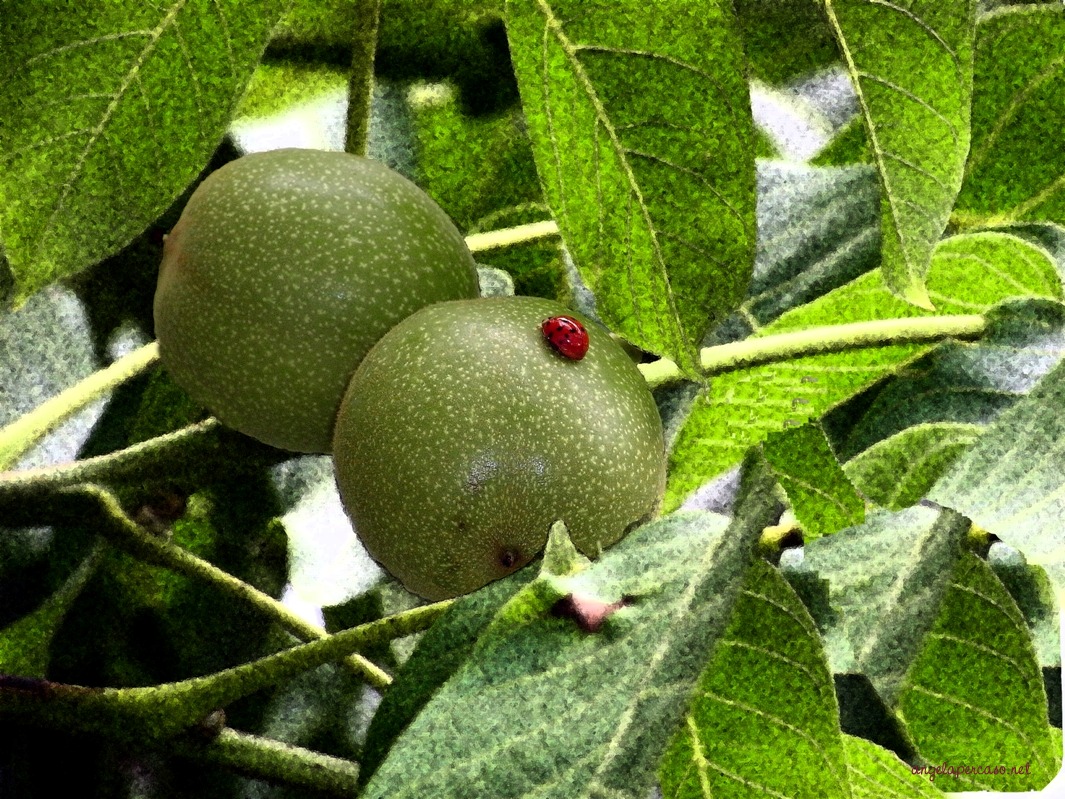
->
(280, 582), (326, 628)
(750, 78), (836, 162)
(751, 65), (859, 163)
(5, 285), (107, 470)
(281, 477), (384, 608)
(230, 89), (348, 154)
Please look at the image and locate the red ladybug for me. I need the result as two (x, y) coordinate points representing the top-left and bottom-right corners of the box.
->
(541, 315), (589, 360)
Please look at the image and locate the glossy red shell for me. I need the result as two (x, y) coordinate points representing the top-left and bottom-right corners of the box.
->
(541, 315), (589, 360)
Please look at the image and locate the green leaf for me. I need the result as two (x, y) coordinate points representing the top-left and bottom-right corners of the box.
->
(540, 519), (592, 577)
(405, 82), (571, 300)
(408, 84), (542, 231)
(471, 204), (570, 301)
(371, 0), (507, 93)
(823, 0), (976, 305)
(1008, 222), (1065, 278)
(835, 290), (1065, 461)
(786, 505), (971, 703)
(362, 457), (779, 799)
(659, 559), (849, 799)
(988, 543), (1061, 670)
(667, 230), (1058, 511)
(844, 423), (983, 510)
(358, 568), (534, 788)
(761, 421), (865, 540)
(151, 481), (288, 680)
(48, 475), (287, 693)
(505, 0), (756, 375)
(278, 0), (485, 52)
(0, 542), (105, 678)
(842, 734), (946, 798)
(734, 0), (840, 85)
(955, 4), (1065, 226)
(754, 127), (779, 160)
(928, 330), (1065, 604)
(0, 0), (289, 302)
(898, 551), (1062, 790)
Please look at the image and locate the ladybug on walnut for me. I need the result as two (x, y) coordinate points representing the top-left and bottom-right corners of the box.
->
(541, 315), (589, 360)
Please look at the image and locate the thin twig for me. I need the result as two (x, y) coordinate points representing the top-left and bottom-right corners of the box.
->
(172, 726), (360, 795)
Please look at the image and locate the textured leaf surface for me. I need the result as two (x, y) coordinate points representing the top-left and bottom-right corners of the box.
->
(843, 423), (982, 509)
(898, 551), (1062, 790)
(409, 86), (541, 231)
(1006, 222), (1065, 280)
(358, 569), (534, 788)
(733, 0), (839, 85)
(812, 115), (872, 167)
(505, 0), (756, 375)
(667, 231), (1058, 511)
(761, 421), (865, 540)
(232, 60), (347, 122)
(659, 559), (849, 799)
(988, 543), (1061, 670)
(842, 734), (945, 798)
(785, 505), (971, 703)
(929, 344), (1065, 604)
(824, 0), (975, 304)
(956, 4), (1065, 225)
(836, 298), (1065, 465)
(405, 83), (569, 300)
(0, 0), (288, 301)
(363, 461), (779, 799)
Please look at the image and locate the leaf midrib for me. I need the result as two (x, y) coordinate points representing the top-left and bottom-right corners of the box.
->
(30, 0), (189, 264)
(531, 0), (692, 365)
(822, 0), (921, 300)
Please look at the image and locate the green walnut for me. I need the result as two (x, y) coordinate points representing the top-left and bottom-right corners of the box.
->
(332, 296), (666, 600)
(154, 148), (479, 453)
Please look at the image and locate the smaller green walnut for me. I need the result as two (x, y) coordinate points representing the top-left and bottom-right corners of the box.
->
(332, 296), (666, 600)
(154, 148), (479, 453)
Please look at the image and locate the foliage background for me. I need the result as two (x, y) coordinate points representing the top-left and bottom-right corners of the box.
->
(0, 0), (1062, 796)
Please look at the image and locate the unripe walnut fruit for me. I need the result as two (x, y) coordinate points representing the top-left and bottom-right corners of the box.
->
(332, 296), (666, 600)
(153, 148), (479, 452)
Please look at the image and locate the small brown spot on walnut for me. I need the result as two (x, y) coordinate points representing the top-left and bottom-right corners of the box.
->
(499, 549), (517, 569)
(551, 593), (631, 634)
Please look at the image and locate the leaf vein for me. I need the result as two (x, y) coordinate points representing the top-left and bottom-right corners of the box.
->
(621, 147), (747, 228)
(906, 685), (1052, 773)
(29, 0), (190, 264)
(572, 43), (741, 122)
(533, 0), (696, 368)
(864, 0), (961, 69)
(855, 69), (960, 145)
(20, 29), (153, 71)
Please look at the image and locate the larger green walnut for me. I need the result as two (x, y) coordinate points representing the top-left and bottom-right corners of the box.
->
(332, 296), (666, 600)
(154, 148), (479, 453)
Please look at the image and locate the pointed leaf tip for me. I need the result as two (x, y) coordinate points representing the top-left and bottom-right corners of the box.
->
(541, 520), (590, 577)
(902, 280), (935, 312)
